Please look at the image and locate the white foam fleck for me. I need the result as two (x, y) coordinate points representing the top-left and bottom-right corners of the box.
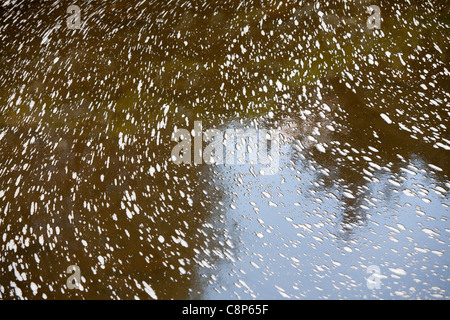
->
(142, 281), (158, 300)
(380, 113), (392, 124)
(316, 143), (326, 153)
(389, 268), (407, 276)
(30, 282), (38, 295)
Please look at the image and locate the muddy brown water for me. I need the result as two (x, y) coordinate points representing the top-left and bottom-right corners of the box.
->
(0, 0), (449, 299)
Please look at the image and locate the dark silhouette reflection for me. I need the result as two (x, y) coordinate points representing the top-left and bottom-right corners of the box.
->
(282, 74), (449, 239)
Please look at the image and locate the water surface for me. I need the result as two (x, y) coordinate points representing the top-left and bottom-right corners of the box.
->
(0, 0), (449, 299)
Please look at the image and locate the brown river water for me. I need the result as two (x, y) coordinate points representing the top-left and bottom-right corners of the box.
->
(0, 0), (449, 299)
